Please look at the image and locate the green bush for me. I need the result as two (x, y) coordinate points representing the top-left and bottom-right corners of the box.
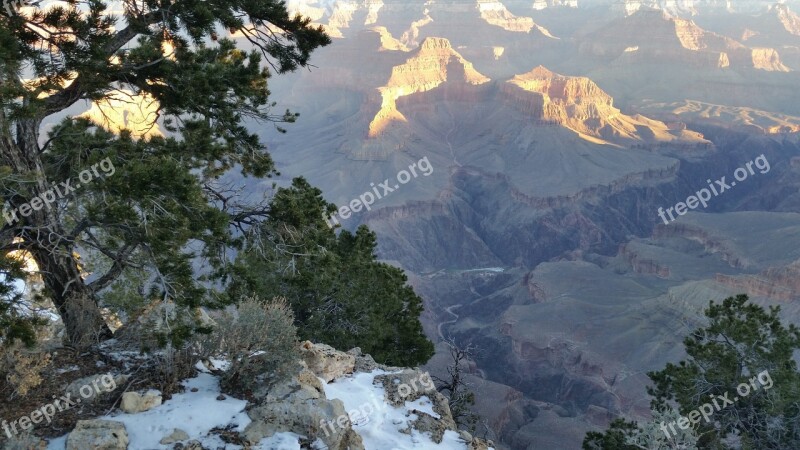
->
(230, 178), (434, 367)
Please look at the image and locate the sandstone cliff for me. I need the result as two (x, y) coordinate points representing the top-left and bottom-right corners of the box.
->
(716, 260), (800, 301)
(315, 0), (386, 38)
(580, 9), (789, 71)
(774, 3), (800, 36)
(369, 37), (491, 137)
(532, 0), (578, 10)
(477, 0), (557, 36)
(501, 66), (708, 145)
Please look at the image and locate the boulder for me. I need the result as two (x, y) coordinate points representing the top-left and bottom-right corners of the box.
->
(120, 390), (162, 414)
(347, 347), (380, 373)
(374, 370), (439, 406)
(66, 420), (128, 450)
(347, 347), (398, 373)
(300, 341), (355, 383)
(0, 433), (47, 450)
(65, 374), (127, 404)
(243, 367), (364, 450)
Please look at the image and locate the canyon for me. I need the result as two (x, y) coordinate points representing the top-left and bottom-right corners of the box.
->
(233, 1), (800, 448)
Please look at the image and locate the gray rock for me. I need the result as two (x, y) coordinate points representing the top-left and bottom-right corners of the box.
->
(347, 348), (404, 373)
(408, 409), (457, 444)
(374, 370), (439, 406)
(64, 374), (127, 404)
(300, 341), (355, 383)
(459, 430), (473, 443)
(0, 433), (47, 450)
(243, 367), (364, 450)
(66, 420), (128, 450)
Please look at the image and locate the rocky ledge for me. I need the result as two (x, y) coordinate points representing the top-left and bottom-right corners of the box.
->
(2, 342), (494, 450)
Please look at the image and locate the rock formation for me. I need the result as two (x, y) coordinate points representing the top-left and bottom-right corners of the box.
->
(773, 2), (800, 36)
(501, 65), (708, 145)
(369, 37), (490, 137)
(580, 9), (789, 71)
(532, 0), (578, 10)
(477, 0), (556, 36)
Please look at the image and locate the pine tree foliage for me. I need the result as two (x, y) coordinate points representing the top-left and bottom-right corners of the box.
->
(230, 178), (435, 367)
(0, 0), (330, 344)
(584, 295), (800, 450)
(648, 295), (800, 449)
(0, 252), (44, 347)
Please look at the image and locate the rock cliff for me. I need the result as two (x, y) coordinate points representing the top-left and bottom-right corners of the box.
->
(580, 9), (789, 71)
(369, 37), (490, 137)
(477, 0), (556, 36)
(501, 66), (708, 145)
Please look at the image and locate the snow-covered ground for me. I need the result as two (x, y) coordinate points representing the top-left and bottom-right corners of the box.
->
(46, 367), (489, 450)
(323, 370), (475, 450)
(47, 368), (251, 450)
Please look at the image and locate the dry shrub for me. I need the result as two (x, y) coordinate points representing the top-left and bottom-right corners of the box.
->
(63, 294), (109, 348)
(0, 341), (51, 398)
(152, 343), (200, 395)
(215, 296), (299, 392)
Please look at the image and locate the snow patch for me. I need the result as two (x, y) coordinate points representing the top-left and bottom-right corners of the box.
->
(47, 372), (250, 450)
(323, 370), (471, 449)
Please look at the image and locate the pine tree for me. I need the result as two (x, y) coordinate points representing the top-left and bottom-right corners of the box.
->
(584, 295), (800, 449)
(0, 0), (329, 344)
(647, 295), (800, 449)
(0, 252), (44, 347)
(230, 178), (435, 366)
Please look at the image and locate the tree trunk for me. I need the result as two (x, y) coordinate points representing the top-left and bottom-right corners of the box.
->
(2, 116), (112, 346)
(28, 245), (113, 346)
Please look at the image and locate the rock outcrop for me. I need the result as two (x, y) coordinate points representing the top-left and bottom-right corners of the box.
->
(581, 9), (789, 71)
(501, 65), (708, 145)
(774, 3), (800, 36)
(634, 100), (800, 134)
(619, 243), (671, 277)
(369, 37), (490, 137)
(716, 260), (800, 301)
(532, 0), (578, 10)
(66, 420), (128, 450)
(244, 364), (365, 450)
(477, 0), (556, 36)
(300, 340), (356, 383)
(375, 369), (457, 443)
